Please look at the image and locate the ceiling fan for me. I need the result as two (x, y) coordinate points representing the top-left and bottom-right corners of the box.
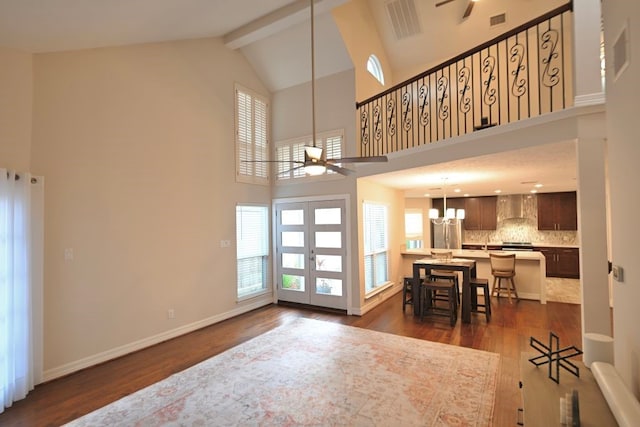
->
(435, 0), (477, 19)
(244, 0), (388, 177)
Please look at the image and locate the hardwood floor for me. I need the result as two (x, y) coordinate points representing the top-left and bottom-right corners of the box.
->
(0, 293), (582, 427)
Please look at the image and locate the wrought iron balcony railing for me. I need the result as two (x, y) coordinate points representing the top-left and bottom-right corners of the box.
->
(356, 2), (574, 157)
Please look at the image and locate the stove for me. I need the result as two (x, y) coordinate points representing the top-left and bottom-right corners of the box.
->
(501, 241), (534, 251)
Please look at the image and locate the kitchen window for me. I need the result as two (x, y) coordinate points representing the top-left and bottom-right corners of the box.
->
(363, 202), (389, 294)
(404, 209), (423, 249)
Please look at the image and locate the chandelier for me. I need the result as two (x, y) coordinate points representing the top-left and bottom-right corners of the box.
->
(428, 179), (465, 224)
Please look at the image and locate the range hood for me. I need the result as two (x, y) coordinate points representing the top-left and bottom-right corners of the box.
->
(504, 194), (525, 219)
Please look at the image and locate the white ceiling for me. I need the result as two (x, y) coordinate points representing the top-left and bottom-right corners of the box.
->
(364, 140), (577, 198)
(0, 0), (576, 197)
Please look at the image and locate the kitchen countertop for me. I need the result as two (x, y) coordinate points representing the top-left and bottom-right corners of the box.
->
(403, 248), (545, 261)
(462, 242), (580, 249)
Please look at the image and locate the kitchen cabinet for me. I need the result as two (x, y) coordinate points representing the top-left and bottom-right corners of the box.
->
(463, 196), (497, 230)
(537, 192), (577, 230)
(431, 197), (465, 218)
(535, 246), (580, 278)
(462, 244), (502, 250)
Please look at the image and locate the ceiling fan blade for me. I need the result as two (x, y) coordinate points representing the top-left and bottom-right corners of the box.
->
(327, 155), (388, 164)
(463, 1), (474, 18)
(241, 160), (304, 165)
(278, 165), (306, 176)
(325, 163), (355, 176)
(435, 0), (456, 6)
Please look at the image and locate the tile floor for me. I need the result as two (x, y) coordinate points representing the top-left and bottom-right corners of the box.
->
(545, 277), (581, 304)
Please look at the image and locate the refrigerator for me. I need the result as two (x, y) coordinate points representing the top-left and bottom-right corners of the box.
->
(432, 220), (462, 249)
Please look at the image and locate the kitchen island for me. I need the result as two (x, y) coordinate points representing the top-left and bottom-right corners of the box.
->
(402, 249), (548, 303)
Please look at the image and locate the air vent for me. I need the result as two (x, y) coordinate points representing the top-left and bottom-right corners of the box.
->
(490, 13), (506, 27)
(385, 0), (422, 40)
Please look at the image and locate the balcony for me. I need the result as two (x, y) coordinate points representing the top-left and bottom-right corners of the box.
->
(356, 2), (574, 157)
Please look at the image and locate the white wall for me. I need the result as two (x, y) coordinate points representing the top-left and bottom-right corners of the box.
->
(603, 1), (640, 397)
(0, 46), (32, 171)
(30, 37), (273, 379)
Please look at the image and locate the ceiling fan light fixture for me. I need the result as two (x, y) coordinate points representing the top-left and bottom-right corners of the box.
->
(304, 146), (323, 160)
(305, 164), (327, 176)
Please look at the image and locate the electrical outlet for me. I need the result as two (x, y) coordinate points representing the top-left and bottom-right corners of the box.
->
(220, 239), (231, 248)
(612, 265), (624, 282)
(167, 309), (175, 319)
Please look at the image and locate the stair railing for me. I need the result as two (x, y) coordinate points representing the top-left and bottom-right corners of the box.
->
(356, 2), (574, 156)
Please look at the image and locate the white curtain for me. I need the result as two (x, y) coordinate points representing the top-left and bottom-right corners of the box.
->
(0, 169), (34, 413)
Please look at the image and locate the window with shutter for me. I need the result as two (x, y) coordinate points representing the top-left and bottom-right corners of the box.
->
(235, 85), (269, 184)
(274, 129), (344, 180)
(236, 204), (270, 299)
(363, 202), (389, 293)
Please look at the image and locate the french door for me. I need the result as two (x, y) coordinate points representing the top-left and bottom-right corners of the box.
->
(275, 199), (347, 310)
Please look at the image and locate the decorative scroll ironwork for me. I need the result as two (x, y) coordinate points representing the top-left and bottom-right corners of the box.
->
(355, 2), (573, 157)
(458, 67), (472, 115)
(360, 110), (369, 146)
(482, 56), (497, 107)
(437, 75), (450, 121)
(386, 98), (396, 137)
(541, 28), (561, 88)
(402, 91), (412, 132)
(419, 84), (430, 126)
(510, 44), (527, 97)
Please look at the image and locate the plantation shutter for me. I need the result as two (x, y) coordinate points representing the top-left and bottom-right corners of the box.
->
(235, 85), (269, 184)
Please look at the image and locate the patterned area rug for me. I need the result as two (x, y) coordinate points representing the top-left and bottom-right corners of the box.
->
(65, 318), (499, 426)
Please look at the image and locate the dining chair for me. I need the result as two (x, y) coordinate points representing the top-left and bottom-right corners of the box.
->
(429, 250), (460, 304)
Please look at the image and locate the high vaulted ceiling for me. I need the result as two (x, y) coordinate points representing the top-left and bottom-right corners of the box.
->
(0, 0), (577, 197)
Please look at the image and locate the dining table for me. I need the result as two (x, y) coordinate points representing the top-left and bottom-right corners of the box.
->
(412, 257), (477, 323)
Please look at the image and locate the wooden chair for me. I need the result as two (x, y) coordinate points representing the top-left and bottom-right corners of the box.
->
(469, 277), (491, 321)
(490, 252), (519, 303)
(429, 250), (460, 304)
(420, 277), (458, 326)
(402, 277), (413, 312)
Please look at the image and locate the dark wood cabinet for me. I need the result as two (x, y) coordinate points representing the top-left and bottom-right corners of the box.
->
(535, 246), (580, 278)
(463, 196), (497, 230)
(462, 244), (502, 250)
(537, 192), (577, 230)
(431, 197), (465, 218)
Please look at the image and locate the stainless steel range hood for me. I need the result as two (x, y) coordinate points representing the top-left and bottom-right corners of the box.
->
(504, 194), (525, 219)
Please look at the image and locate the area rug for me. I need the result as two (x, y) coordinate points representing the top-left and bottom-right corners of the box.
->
(65, 318), (500, 426)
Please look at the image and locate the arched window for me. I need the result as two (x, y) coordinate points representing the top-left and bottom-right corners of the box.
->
(367, 54), (385, 86)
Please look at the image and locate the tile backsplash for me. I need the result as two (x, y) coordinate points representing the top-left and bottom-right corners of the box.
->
(463, 194), (579, 246)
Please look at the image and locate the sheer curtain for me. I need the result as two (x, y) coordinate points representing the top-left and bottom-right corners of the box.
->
(0, 169), (34, 413)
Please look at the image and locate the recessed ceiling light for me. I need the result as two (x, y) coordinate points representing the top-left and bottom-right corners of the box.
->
(454, 188), (461, 193)
(494, 189), (502, 194)
(424, 193), (431, 197)
(535, 183), (543, 188)
(464, 193), (470, 197)
(530, 189), (538, 193)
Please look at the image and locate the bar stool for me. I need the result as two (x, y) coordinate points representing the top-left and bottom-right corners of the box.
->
(490, 252), (519, 303)
(402, 276), (413, 312)
(429, 250), (460, 305)
(469, 277), (491, 321)
(420, 278), (458, 326)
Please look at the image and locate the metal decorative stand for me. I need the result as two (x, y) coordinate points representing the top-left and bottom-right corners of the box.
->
(529, 332), (583, 384)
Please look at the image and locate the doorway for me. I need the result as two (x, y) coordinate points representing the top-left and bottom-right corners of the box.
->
(275, 198), (348, 310)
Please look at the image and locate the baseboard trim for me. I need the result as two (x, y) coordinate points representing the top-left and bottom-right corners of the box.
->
(42, 297), (273, 383)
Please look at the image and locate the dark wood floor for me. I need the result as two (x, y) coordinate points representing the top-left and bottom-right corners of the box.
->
(0, 292), (582, 427)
